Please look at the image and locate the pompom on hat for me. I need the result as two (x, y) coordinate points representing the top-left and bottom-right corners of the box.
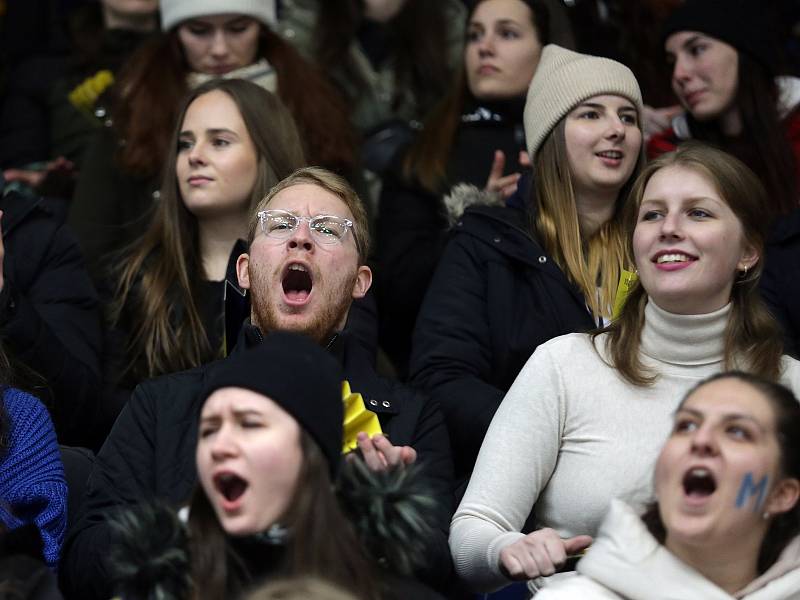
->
(160, 0), (277, 31)
(523, 44), (643, 160)
(200, 331), (344, 477)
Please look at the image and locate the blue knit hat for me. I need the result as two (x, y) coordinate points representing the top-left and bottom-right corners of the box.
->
(0, 388), (67, 570)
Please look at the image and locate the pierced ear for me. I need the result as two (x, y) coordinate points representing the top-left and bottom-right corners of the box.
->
(738, 243), (760, 272)
(766, 477), (800, 517)
(236, 253), (251, 290)
(351, 265), (372, 299)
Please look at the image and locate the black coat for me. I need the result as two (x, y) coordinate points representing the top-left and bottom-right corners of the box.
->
(375, 98), (526, 374)
(0, 191), (102, 445)
(60, 326), (454, 600)
(67, 126), (158, 285)
(409, 202), (596, 486)
(761, 207), (800, 358)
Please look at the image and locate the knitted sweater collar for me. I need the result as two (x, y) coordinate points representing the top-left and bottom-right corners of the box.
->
(640, 300), (730, 367)
(187, 58), (277, 93)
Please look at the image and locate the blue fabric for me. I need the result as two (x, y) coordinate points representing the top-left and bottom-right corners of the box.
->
(505, 172), (531, 212)
(0, 387), (67, 570)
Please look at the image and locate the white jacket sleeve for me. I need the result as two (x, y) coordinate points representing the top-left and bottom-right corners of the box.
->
(449, 342), (566, 591)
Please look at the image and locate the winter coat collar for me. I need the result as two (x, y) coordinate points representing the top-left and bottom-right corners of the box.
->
(235, 325), (401, 418)
(0, 192), (54, 236)
(578, 499), (800, 599)
(223, 239), (249, 355)
(461, 96), (526, 125)
(671, 76), (800, 141)
(443, 184), (583, 289)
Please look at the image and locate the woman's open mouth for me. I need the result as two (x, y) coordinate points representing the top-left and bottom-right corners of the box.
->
(214, 472), (249, 510)
(682, 467), (717, 506)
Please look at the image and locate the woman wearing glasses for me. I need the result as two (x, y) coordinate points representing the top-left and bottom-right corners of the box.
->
(108, 78), (305, 401)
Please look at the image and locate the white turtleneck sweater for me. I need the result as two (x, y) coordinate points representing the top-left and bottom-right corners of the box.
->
(450, 301), (800, 593)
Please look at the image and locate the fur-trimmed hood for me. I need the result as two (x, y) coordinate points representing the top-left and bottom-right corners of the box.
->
(106, 461), (438, 600)
(442, 184), (504, 226)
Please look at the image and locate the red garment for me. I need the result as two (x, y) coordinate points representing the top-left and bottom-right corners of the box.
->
(646, 127), (679, 159)
(647, 108), (800, 179)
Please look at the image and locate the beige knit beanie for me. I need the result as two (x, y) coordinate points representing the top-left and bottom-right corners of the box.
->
(524, 44), (643, 160)
(160, 0), (277, 31)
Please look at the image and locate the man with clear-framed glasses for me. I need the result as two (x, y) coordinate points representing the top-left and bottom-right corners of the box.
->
(62, 167), (455, 598)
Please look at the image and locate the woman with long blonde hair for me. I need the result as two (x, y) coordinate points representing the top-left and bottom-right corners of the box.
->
(410, 45), (645, 488)
(450, 143), (800, 595)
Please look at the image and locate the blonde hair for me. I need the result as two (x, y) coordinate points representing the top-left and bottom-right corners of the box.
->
(534, 120), (643, 320)
(248, 167), (371, 263)
(598, 142), (784, 385)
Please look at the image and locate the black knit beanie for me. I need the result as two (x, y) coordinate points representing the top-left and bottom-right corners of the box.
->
(200, 331), (344, 477)
(661, 0), (777, 72)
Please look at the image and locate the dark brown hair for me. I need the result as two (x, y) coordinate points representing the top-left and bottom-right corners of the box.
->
(598, 142), (784, 385)
(110, 79), (306, 382)
(642, 371), (800, 573)
(682, 52), (797, 218)
(110, 25), (357, 177)
(188, 433), (380, 600)
(403, 0), (550, 192)
(314, 0), (453, 126)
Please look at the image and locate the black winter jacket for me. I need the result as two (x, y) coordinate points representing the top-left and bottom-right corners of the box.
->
(68, 126), (159, 285)
(761, 206), (800, 358)
(0, 190), (102, 445)
(375, 98), (526, 373)
(409, 199), (596, 486)
(61, 326), (454, 600)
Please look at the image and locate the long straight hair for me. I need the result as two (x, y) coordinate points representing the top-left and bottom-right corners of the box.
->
(598, 143), (784, 386)
(111, 25), (356, 177)
(110, 79), (306, 382)
(687, 52), (797, 218)
(534, 119), (644, 321)
(403, 0), (551, 192)
(314, 0), (452, 125)
(187, 433), (380, 600)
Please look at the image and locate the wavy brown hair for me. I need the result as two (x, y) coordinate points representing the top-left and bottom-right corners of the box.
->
(110, 79), (306, 382)
(403, 0), (550, 193)
(535, 118), (645, 321)
(188, 433), (380, 600)
(597, 142), (784, 385)
(110, 25), (356, 177)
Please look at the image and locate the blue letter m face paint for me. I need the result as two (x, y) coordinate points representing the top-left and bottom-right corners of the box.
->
(736, 472), (769, 512)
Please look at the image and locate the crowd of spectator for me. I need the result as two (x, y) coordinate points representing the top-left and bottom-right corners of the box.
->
(1, 1), (800, 599)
